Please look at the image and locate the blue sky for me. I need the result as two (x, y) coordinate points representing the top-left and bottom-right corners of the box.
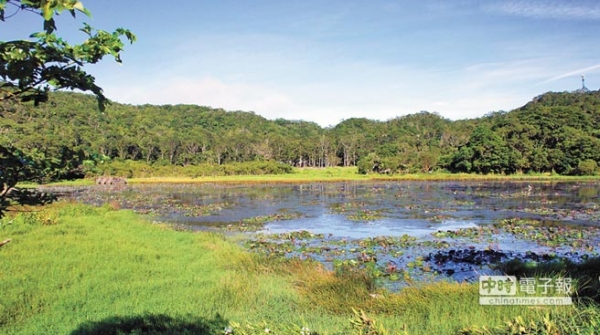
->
(4, 0), (600, 126)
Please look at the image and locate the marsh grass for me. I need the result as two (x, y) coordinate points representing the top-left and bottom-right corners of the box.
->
(129, 169), (600, 184)
(42, 167), (600, 187)
(128, 167), (369, 184)
(497, 257), (600, 302)
(460, 305), (600, 335)
(373, 171), (600, 182)
(290, 263), (560, 334)
(0, 203), (313, 334)
(1, 202), (599, 335)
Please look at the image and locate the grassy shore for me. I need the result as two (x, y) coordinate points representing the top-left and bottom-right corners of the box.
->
(127, 168), (600, 184)
(1, 202), (599, 334)
(45, 167), (600, 187)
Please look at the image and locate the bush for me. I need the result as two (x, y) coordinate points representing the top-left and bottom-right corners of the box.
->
(576, 159), (598, 176)
(357, 153), (382, 175)
(358, 154), (408, 175)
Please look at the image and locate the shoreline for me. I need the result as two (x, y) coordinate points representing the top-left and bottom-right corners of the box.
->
(43, 170), (600, 187)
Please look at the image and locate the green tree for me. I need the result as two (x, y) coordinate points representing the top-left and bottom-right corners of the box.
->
(577, 159), (598, 176)
(449, 126), (517, 174)
(0, 0), (135, 218)
(417, 147), (440, 173)
(357, 152), (381, 174)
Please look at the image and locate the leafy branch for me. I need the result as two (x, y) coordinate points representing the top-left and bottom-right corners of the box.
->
(0, 0), (136, 110)
(0, 0), (135, 218)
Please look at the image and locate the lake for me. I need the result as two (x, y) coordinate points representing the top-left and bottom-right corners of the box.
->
(57, 180), (600, 284)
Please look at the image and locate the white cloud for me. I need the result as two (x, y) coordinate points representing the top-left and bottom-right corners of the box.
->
(434, 93), (532, 120)
(485, 1), (600, 20)
(461, 59), (551, 91)
(101, 56), (569, 127)
(105, 77), (298, 119)
(95, 20), (593, 128)
(542, 64), (600, 83)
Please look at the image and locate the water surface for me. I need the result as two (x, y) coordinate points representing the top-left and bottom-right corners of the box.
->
(58, 180), (600, 284)
(70, 181), (600, 237)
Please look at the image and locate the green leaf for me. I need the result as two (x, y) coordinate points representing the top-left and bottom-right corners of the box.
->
(68, 1), (92, 17)
(80, 22), (92, 35)
(72, 1), (84, 11)
(41, 1), (53, 20)
(29, 32), (46, 39)
(82, 7), (92, 17)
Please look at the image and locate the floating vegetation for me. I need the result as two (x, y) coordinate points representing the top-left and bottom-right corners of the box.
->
(264, 230), (326, 241)
(431, 226), (496, 240)
(453, 199), (475, 206)
(244, 239), (294, 256)
(178, 202), (228, 216)
(348, 209), (384, 222)
(240, 213), (600, 288)
(495, 218), (599, 249)
(328, 201), (389, 222)
(130, 201), (229, 217)
(429, 214), (456, 223)
(48, 180), (600, 290)
(329, 201), (366, 214)
(226, 212), (303, 232)
(358, 235), (418, 249)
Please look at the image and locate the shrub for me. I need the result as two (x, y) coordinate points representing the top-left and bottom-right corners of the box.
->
(576, 159), (598, 176)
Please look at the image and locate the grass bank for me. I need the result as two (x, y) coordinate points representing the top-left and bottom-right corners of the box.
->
(46, 167), (600, 186)
(1, 203), (599, 334)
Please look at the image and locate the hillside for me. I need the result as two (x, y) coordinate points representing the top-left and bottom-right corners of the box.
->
(1, 90), (599, 179)
(448, 91), (600, 174)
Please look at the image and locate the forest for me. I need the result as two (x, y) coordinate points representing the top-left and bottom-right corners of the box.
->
(1, 89), (599, 180)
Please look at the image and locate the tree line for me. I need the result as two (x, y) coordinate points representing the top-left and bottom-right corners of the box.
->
(1, 90), (599, 179)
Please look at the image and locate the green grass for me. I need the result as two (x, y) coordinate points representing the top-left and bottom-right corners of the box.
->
(129, 168), (600, 184)
(497, 257), (600, 302)
(0, 204), (310, 334)
(1, 203), (599, 334)
(42, 167), (600, 186)
(128, 167), (370, 184)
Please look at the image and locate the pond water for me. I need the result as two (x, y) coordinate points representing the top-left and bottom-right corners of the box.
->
(70, 181), (600, 235)
(55, 180), (600, 285)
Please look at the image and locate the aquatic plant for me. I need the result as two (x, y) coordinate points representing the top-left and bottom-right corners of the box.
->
(226, 212), (302, 232)
(495, 218), (599, 249)
(348, 209), (385, 222)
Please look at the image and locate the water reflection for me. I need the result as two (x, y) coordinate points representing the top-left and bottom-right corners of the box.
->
(67, 180), (600, 239)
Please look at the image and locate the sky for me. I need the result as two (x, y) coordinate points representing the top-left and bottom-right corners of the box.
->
(3, 0), (600, 127)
